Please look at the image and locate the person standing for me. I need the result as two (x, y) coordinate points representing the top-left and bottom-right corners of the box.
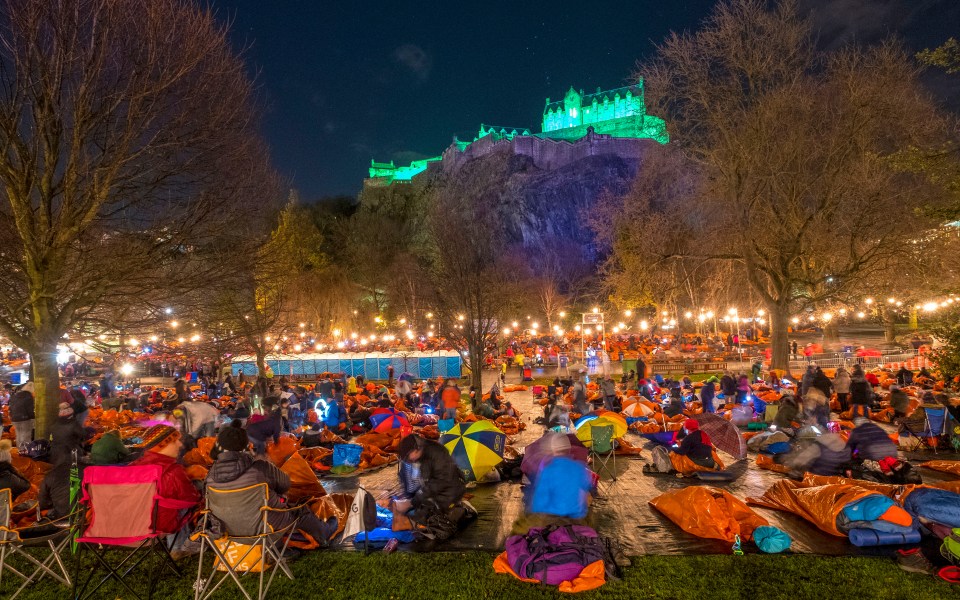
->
(699, 377), (717, 413)
(440, 379), (461, 421)
(9, 382), (35, 450)
(832, 367), (851, 413)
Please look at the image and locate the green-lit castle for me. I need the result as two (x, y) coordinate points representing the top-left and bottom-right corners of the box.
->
(366, 80), (668, 187)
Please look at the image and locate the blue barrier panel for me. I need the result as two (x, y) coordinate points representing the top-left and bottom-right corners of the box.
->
(363, 358), (378, 380)
(377, 358), (392, 380)
(418, 357), (433, 379)
(351, 358), (365, 377)
(292, 360), (306, 377)
(339, 359), (352, 375)
(431, 357), (445, 378)
(447, 357), (462, 378)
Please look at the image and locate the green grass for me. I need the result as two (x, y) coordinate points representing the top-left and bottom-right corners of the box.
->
(3, 550), (955, 599)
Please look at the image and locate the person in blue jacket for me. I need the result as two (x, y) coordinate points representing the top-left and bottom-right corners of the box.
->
(529, 434), (594, 519)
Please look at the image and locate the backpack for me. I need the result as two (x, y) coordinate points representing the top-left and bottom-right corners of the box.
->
(505, 525), (607, 585)
(942, 528), (960, 565)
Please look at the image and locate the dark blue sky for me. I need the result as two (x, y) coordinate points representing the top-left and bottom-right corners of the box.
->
(212, 0), (959, 200)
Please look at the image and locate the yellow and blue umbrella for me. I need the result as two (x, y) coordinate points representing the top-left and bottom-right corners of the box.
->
(574, 410), (629, 444)
(439, 420), (506, 482)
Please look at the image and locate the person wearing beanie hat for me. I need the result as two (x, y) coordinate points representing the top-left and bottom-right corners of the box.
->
(0, 439), (31, 500)
(50, 400), (86, 464)
(89, 429), (131, 466)
(130, 425), (200, 534)
(207, 421), (337, 546)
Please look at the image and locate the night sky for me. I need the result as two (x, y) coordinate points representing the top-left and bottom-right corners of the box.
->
(212, 0), (960, 200)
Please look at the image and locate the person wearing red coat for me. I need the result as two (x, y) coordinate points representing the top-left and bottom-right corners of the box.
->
(130, 425), (200, 533)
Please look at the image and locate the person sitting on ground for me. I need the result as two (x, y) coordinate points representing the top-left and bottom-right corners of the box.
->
(846, 417), (898, 462)
(784, 432), (851, 477)
(937, 393), (960, 423)
(646, 419), (721, 476)
(246, 402), (283, 456)
(177, 397), (221, 446)
(397, 434), (466, 525)
(498, 401), (518, 418)
(528, 433), (594, 521)
(207, 421), (337, 546)
(475, 396), (496, 419)
(89, 428), (131, 465)
(39, 456), (85, 520)
(0, 439), (30, 500)
(773, 393), (800, 430)
(802, 388), (829, 429)
(888, 385), (910, 419)
(895, 365), (914, 387)
(51, 401), (87, 464)
(129, 425), (200, 534)
(664, 386), (685, 418)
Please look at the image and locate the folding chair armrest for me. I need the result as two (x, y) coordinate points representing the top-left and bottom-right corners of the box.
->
(262, 504), (307, 514)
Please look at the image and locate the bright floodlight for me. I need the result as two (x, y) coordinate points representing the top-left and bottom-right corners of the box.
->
(120, 363), (134, 376)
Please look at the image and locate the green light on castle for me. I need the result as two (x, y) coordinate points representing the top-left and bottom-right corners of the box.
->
(541, 79), (668, 144)
(368, 78), (668, 185)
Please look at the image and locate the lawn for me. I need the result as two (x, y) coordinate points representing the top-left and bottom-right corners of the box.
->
(3, 550), (955, 600)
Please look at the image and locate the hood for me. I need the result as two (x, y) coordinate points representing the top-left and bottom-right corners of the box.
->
(207, 451), (255, 484)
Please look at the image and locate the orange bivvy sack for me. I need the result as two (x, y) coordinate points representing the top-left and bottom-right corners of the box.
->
(649, 486), (768, 542)
(747, 481), (876, 536)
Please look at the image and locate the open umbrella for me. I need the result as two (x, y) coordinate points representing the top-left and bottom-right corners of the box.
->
(574, 410), (628, 443)
(622, 402), (653, 418)
(369, 407), (410, 433)
(693, 412), (747, 460)
(440, 420), (506, 482)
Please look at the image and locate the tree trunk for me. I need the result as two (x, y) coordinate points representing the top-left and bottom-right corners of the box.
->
(256, 347), (267, 377)
(31, 346), (61, 440)
(768, 303), (792, 377)
(469, 343), (483, 408)
(882, 307), (896, 343)
(823, 322), (839, 345)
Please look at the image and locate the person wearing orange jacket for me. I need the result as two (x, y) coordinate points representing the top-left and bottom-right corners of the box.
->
(440, 379), (461, 421)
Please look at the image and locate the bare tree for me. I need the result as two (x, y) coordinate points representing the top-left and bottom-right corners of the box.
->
(0, 0), (270, 435)
(600, 0), (951, 373)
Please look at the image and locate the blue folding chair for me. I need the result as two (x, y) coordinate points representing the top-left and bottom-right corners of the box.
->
(899, 405), (948, 453)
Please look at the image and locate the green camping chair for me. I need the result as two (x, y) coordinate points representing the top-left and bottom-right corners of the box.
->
(589, 423), (617, 487)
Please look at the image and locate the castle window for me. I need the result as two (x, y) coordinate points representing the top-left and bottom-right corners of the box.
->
(569, 107), (577, 118)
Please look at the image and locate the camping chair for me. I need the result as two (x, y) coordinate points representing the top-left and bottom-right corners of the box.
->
(588, 423), (617, 487)
(193, 483), (302, 600)
(898, 405), (948, 453)
(0, 489), (75, 599)
(73, 464), (197, 600)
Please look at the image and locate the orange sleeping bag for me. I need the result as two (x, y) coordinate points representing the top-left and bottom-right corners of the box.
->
(921, 460), (960, 476)
(747, 481), (877, 536)
(649, 486), (768, 542)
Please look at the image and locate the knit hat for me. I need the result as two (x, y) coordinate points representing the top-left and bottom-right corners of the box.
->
(0, 439), (12, 463)
(216, 420), (249, 452)
(684, 418), (699, 432)
(140, 424), (180, 452)
(58, 402), (74, 418)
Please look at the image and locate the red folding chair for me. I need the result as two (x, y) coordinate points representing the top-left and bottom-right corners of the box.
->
(72, 464), (198, 600)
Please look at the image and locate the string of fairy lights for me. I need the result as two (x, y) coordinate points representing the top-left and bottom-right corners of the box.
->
(45, 292), (960, 363)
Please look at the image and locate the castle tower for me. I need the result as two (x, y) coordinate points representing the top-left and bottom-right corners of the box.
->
(563, 86), (583, 128)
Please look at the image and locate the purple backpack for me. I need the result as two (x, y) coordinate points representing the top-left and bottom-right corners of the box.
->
(505, 525), (606, 585)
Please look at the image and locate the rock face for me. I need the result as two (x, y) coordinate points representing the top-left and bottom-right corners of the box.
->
(358, 129), (659, 265)
(435, 136), (653, 262)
